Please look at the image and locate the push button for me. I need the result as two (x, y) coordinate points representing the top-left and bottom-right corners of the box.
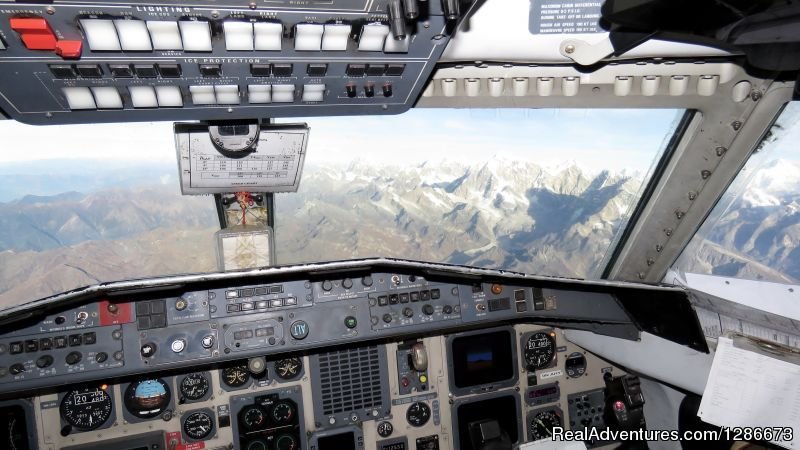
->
(83, 332), (97, 345)
(24, 340), (38, 353)
(49, 64), (75, 79)
(272, 63), (293, 77)
(199, 64), (222, 77)
(9, 342), (23, 355)
(69, 334), (82, 346)
(250, 64), (271, 77)
(366, 64), (386, 76)
(306, 63), (327, 77)
(75, 64), (103, 78)
(109, 64), (133, 78)
(54, 336), (67, 349)
(10, 17), (57, 50)
(133, 64), (158, 78)
(386, 64), (406, 76)
(346, 64), (366, 77)
(55, 40), (82, 59)
(157, 64), (181, 78)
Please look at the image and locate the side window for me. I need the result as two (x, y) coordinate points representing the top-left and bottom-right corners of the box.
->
(673, 102), (800, 283)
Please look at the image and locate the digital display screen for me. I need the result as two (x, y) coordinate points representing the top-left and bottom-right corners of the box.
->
(318, 431), (356, 450)
(530, 386), (558, 398)
(451, 330), (514, 389)
(380, 443), (406, 450)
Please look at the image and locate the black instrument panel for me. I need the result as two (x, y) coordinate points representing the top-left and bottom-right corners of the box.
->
(0, 259), (704, 397)
(0, 0), (461, 125)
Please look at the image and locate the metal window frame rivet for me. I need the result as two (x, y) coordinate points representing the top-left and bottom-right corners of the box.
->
(646, 258), (655, 266)
(664, 228), (673, 236)
(688, 191), (697, 200)
(655, 245), (663, 252)
(701, 170), (712, 179)
(731, 120), (742, 130)
(715, 146), (727, 156)
(675, 211), (684, 219)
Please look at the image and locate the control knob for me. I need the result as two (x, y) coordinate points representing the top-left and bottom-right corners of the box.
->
(9, 363), (25, 375)
(65, 351), (82, 365)
(422, 304), (434, 315)
(140, 342), (157, 358)
(342, 278), (353, 289)
(201, 335), (215, 349)
(402, 307), (414, 318)
(35, 355), (54, 369)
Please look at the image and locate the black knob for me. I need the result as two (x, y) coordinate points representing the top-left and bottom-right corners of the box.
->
(403, 307), (414, 318)
(364, 84), (375, 97)
(55, 316), (66, 325)
(362, 276), (373, 287)
(442, 305), (453, 314)
(322, 280), (333, 291)
(382, 84), (393, 97)
(65, 351), (82, 365)
(382, 313), (393, 323)
(140, 343), (156, 358)
(36, 355), (54, 369)
(346, 84), (357, 98)
(342, 278), (353, 289)
(95, 352), (108, 363)
(422, 304), (434, 315)
(9, 363), (25, 375)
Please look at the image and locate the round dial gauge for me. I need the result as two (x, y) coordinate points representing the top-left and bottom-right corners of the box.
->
(60, 387), (113, 431)
(275, 434), (299, 450)
(406, 402), (431, 427)
(183, 410), (214, 441)
(524, 332), (556, 371)
(124, 379), (171, 419)
(179, 373), (210, 402)
(377, 421), (394, 438)
(221, 364), (251, 388)
(275, 357), (302, 380)
(530, 409), (562, 441)
(271, 401), (295, 424)
(239, 405), (266, 430)
(245, 440), (268, 450)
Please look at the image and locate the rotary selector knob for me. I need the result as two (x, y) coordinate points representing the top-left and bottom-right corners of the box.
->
(321, 280), (333, 291)
(35, 355), (54, 368)
(362, 276), (373, 287)
(201, 335), (215, 349)
(9, 363), (25, 375)
(403, 308), (414, 318)
(342, 278), (353, 289)
(422, 304), (434, 315)
(140, 342), (157, 358)
(65, 351), (82, 365)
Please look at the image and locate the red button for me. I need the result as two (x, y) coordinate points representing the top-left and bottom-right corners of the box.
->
(9, 17), (51, 33)
(9, 17), (57, 50)
(55, 40), (82, 59)
(21, 33), (57, 50)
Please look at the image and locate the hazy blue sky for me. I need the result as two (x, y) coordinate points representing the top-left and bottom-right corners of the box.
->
(0, 108), (681, 172)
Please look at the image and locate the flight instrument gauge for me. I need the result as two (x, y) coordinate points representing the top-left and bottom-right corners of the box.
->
(275, 434), (299, 450)
(60, 387), (113, 431)
(524, 332), (556, 371)
(271, 401), (295, 424)
(406, 402), (431, 427)
(124, 379), (171, 419)
(222, 364), (251, 388)
(275, 357), (302, 380)
(239, 405), (266, 430)
(183, 410), (214, 441)
(529, 408), (563, 441)
(179, 373), (210, 402)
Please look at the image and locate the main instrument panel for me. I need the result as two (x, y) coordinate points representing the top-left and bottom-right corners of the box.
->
(0, 0), (464, 125)
(0, 259), (701, 449)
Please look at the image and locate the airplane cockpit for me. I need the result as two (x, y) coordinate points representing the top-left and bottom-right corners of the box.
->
(0, 0), (798, 449)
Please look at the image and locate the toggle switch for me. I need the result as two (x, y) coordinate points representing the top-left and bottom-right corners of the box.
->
(346, 84), (357, 98)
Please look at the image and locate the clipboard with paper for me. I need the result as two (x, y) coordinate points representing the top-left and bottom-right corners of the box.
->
(698, 333), (800, 449)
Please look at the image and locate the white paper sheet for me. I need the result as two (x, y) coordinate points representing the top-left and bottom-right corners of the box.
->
(698, 337), (800, 449)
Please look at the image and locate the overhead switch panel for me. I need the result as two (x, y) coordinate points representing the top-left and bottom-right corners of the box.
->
(224, 21), (254, 51)
(254, 22), (283, 51)
(295, 23), (324, 51)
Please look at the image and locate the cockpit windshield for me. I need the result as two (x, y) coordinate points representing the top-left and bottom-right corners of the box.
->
(0, 108), (682, 309)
